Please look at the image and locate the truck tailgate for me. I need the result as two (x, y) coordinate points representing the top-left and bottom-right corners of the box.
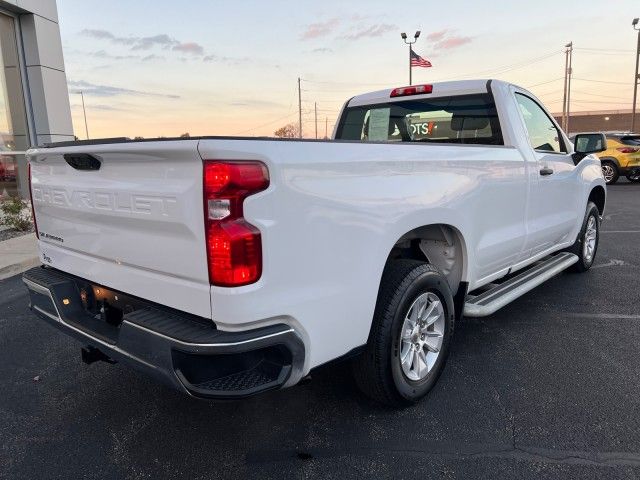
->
(28, 140), (211, 318)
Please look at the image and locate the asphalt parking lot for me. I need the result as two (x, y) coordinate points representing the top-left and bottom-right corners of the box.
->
(1, 181), (639, 480)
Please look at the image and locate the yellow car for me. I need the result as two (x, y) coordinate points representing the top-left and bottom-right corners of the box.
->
(596, 132), (640, 184)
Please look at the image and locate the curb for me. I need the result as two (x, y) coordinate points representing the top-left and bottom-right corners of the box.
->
(0, 233), (40, 281)
(0, 256), (40, 281)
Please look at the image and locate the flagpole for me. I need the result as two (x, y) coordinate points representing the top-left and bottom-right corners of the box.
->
(409, 44), (412, 85)
(401, 31), (420, 86)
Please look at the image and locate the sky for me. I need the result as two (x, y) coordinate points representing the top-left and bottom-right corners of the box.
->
(57, 0), (640, 139)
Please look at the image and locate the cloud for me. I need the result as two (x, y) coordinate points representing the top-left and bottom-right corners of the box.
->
(131, 34), (177, 51)
(68, 80), (180, 99)
(172, 42), (204, 55)
(81, 29), (137, 46)
(340, 24), (397, 40)
(91, 50), (139, 60)
(423, 30), (473, 50)
(72, 103), (125, 112)
(81, 29), (116, 40)
(80, 29), (202, 54)
(202, 54), (248, 65)
(225, 99), (285, 109)
(312, 47), (333, 53)
(80, 27), (246, 65)
(141, 54), (164, 62)
(434, 35), (472, 50)
(426, 30), (448, 42)
(300, 18), (340, 40)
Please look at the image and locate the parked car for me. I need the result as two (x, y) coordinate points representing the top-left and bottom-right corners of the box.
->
(23, 79), (606, 407)
(571, 132), (640, 184)
(0, 157), (17, 182)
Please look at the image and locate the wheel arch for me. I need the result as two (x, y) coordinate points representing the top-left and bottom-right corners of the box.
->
(384, 223), (468, 296)
(599, 156), (621, 169)
(588, 185), (606, 216)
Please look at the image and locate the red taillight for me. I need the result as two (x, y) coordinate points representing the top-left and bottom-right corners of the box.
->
(203, 161), (269, 287)
(28, 163), (39, 239)
(616, 147), (639, 154)
(390, 84), (433, 98)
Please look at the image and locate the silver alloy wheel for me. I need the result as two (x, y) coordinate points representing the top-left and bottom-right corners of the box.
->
(601, 164), (615, 183)
(583, 215), (597, 263)
(398, 292), (445, 381)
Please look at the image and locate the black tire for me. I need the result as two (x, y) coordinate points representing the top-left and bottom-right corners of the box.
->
(626, 173), (640, 183)
(601, 160), (619, 185)
(567, 201), (600, 273)
(352, 260), (455, 407)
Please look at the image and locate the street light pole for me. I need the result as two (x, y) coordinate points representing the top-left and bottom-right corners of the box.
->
(79, 91), (89, 140)
(632, 18), (640, 132)
(401, 31), (421, 85)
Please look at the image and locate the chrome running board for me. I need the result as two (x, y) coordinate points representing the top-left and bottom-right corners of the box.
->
(464, 252), (579, 317)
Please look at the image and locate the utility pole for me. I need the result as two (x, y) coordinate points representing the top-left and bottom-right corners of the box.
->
(562, 46), (570, 131)
(566, 43), (573, 133)
(297, 77), (302, 139)
(79, 91), (90, 139)
(401, 31), (421, 85)
(632, 18), (640, 132)
(314, 102), (318, 139)
(325, 117), (328, 139)
(561, 42), (573, 133)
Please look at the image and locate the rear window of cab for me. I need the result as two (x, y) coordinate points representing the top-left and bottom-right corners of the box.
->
(336, 94), (503, 146)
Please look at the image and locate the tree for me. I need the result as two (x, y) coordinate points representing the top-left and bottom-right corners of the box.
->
(180, 132), (190, 138)
(273, 123), (299, 138)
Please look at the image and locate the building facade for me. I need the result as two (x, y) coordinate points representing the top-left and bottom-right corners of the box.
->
(552, 109), (640, 135)
(0, 0), (72, 199)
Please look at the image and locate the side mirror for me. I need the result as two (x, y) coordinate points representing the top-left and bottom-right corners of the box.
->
(573, 133), (606, 154)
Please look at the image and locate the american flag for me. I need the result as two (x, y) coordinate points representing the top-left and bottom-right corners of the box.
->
(410, 50), (432, 68)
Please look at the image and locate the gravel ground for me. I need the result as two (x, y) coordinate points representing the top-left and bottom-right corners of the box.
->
(0, 227), (33, 242)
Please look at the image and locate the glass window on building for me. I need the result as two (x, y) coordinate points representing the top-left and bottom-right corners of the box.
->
(0, 12), (30, 199)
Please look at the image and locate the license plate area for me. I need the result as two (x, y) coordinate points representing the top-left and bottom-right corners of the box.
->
(25, 269), (147, 345)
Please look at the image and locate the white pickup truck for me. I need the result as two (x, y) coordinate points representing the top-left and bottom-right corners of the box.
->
(23, 79), (607, 406)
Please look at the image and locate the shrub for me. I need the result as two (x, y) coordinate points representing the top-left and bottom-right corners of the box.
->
(0, 196), (33, 231)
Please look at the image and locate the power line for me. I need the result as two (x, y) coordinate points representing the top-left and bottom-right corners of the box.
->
(547, 98), (631, 105)
(458, 50), (563, 79)
(231, 112), (297, 135)
(574, 47), (635, 53)
(572, 89), (633, 100)
(531, 88), (566, 97)
(524, 77), (564, 88)
(575, 50), (633, 56)
(573, 77), (629, 85)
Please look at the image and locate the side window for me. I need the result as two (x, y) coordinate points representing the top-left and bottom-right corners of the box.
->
(515, 93), (565, 153)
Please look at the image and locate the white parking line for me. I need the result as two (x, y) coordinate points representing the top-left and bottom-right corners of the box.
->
(601, 230), (640, 234)
(592, 259), (631, 269)
(569, 313), (640, 320)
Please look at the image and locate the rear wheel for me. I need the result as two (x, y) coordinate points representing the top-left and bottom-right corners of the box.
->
(626, 172), (640, 183)
(601, 161), (618, 184)
(567, 201), (600, 272)
(352, 260), (455, 407)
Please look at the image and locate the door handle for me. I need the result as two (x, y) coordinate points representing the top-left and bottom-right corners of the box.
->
(539, 167), (554, 176)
